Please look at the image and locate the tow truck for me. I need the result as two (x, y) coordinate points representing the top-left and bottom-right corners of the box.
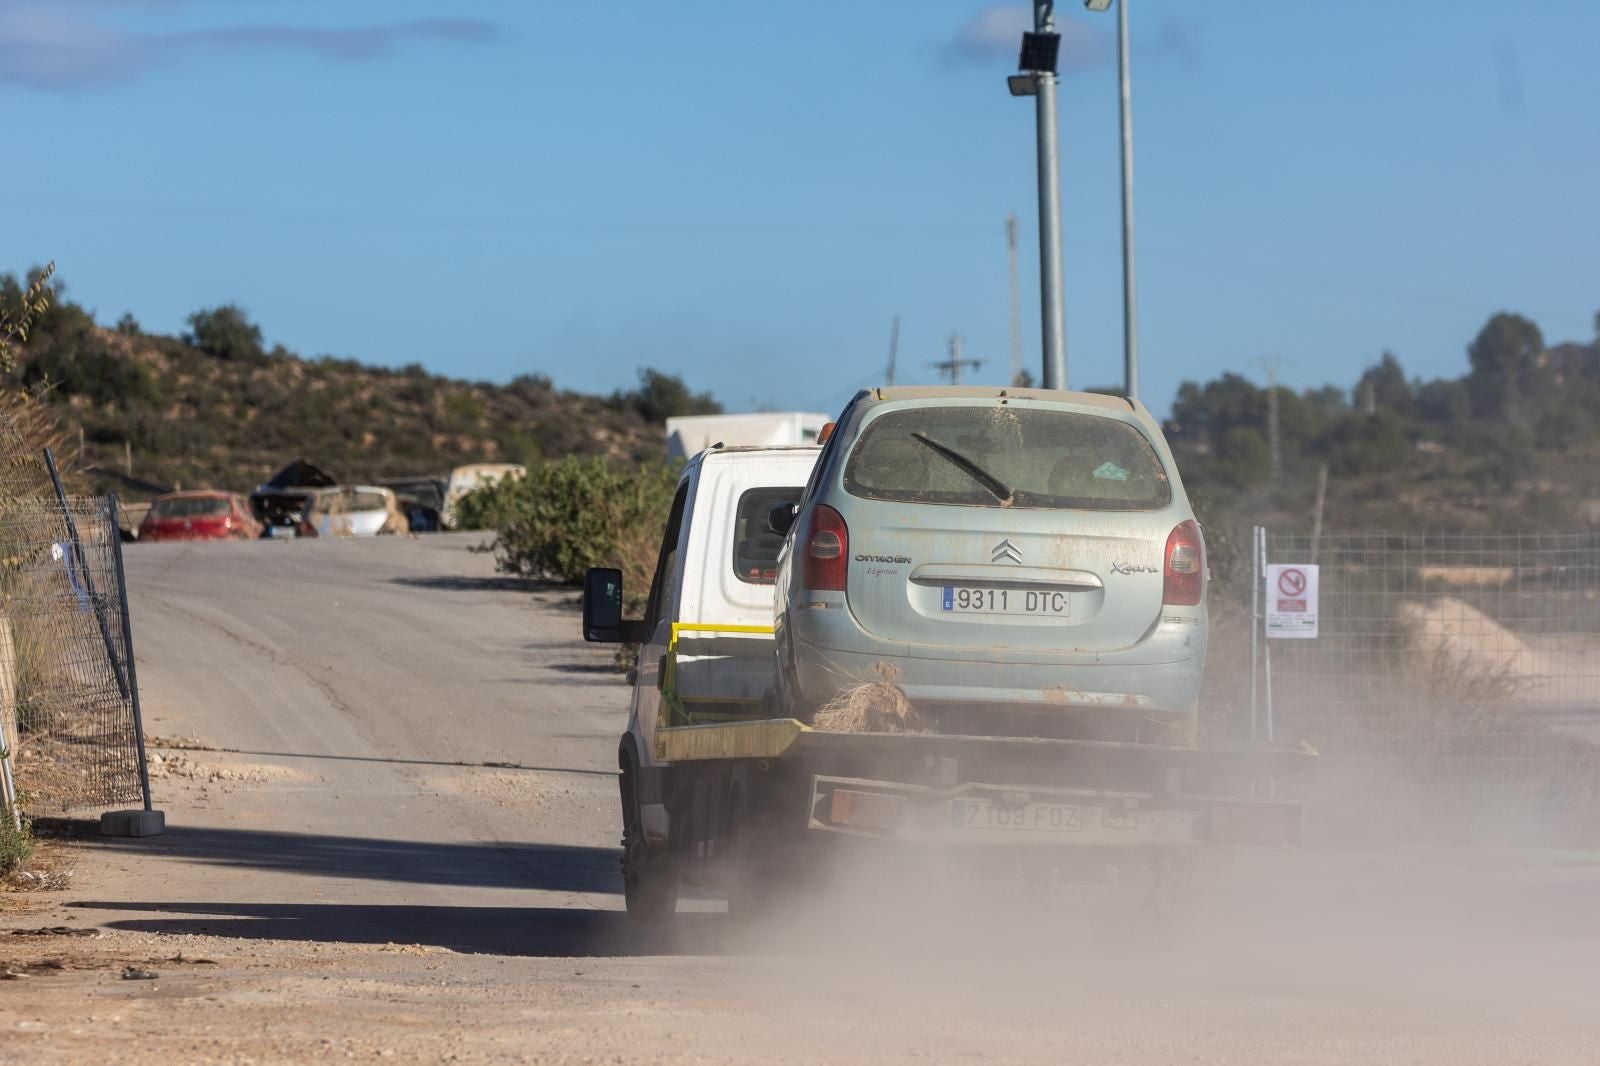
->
(583, 443), (1311, 922)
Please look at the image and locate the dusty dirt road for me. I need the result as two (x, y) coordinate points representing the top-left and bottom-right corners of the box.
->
(4, 534), (1600, 1063)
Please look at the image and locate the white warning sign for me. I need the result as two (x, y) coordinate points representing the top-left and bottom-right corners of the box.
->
(1266, 564), (1318, 639)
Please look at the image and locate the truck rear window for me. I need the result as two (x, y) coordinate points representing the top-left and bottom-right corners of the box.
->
(842, 405), (1171, 511)
(733, 487), (803, 584)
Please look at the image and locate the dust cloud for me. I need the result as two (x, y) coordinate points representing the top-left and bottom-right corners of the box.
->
(656, 757), (1600, 1064)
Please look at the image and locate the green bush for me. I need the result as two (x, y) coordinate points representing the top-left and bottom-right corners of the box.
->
(0, 812), (30, 877)
(470, 456), (679, 600)
(185, 304), (265, 363)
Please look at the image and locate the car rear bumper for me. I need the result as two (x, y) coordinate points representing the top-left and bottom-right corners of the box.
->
(786, 604), (1205, 716)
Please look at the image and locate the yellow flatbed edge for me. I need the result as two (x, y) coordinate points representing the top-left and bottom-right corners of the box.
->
(655, 718), (808, 762)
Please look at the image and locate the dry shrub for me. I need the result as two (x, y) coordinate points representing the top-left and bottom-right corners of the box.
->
(812, 682), (927, 734)
(0, 389), (81, 740)
(0, 388), (73, 509)
(1379, 644), (1530, 743)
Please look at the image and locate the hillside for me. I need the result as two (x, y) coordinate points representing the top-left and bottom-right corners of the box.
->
(2, 283), (693, 499)
(4, 271), (1599, 554)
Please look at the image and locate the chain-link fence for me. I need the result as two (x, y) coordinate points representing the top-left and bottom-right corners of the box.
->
(1253, 530), (1600, 848)
(0, 405), (151, 815)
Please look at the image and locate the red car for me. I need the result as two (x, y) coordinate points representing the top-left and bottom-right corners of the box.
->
(138, 491), (261, 543)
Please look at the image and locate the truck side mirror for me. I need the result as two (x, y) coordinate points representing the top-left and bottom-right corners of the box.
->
(582, 568), (625, 642)
(768, 503), (799, 536)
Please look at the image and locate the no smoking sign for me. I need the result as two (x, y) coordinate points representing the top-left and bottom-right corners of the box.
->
(1266, 564), (1318, 639)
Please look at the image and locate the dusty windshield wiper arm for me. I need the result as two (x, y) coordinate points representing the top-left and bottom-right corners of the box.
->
(909, 433), (1013, 505)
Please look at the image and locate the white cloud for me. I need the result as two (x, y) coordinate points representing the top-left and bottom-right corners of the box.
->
(0, 3), (498, 90)
(940, 4), (1106, 70)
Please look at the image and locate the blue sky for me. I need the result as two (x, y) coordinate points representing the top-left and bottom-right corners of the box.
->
(5, 1), (1597, 418)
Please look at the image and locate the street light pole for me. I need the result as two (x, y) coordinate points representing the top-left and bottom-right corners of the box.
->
(1032, 1), (1068, 390)
(1115, 0), (1138, 402)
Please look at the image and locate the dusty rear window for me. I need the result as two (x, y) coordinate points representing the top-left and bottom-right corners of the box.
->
(152, 496), (230, 518)
(732, 486), (803, 584)
(842, 405), (1171, 511)
(347, 492), (388, 512)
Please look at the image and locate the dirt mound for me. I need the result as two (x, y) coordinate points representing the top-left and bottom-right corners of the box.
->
(1395, 597), (1529, 673)
(812, 683), (927, 734)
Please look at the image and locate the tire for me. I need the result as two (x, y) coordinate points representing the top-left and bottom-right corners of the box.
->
(622, 818), (678, 924)
(619, 757), (677, 925)
(775, 654), (816, 724)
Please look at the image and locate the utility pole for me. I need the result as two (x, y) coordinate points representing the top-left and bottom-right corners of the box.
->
(1005, 214), (1025, 387)
(1115, 0), (1139, 401)
(1007, 2), (1068, 390)
(930, 333), (982, 385)
(885, 314), (900, 386)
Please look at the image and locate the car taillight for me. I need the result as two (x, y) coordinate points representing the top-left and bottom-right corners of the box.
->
(803, 505), (848, 592)
(1163, 520), (1204, 606)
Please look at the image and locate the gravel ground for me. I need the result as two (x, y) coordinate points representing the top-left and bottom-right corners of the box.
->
(4, 533), (1598, 1064)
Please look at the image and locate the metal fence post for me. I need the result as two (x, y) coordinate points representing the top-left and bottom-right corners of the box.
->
(0, 617), (19, 831)
(106, 494), (153, 813)
(1250, 525), (1261, 744)
(44, 448), (130, 701)
(1260, 527), (1275, 744)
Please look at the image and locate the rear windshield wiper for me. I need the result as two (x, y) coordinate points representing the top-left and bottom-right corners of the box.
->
(909, 433), (1014, 505)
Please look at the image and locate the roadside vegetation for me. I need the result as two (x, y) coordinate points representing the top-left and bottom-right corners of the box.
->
(0, 270), (730, 499)
(1168, 310), (1600, 597)
(0, 813), (33, 877)
(464, 457), (678, 609)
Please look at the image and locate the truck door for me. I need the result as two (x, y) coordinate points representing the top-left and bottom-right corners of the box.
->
(630, 481), (692, 770)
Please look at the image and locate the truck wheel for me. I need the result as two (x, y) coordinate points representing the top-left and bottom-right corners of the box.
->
(622, 816), (678, 923)
(619, 757), (677, 925)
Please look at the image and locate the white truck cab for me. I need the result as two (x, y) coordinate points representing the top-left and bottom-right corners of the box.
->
(582, 445), (821, 916)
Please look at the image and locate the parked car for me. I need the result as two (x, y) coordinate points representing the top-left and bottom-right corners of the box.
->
(138, 491), (261, 543)
(379, 476), (447, 532)
(254, 486), (407, 538)
(773, 385), (1207, 742)
(299, 486), (408, 537)
(251, 458), (340, 538)
(253, 488), (316, 538)
(442, 463), (525, 529)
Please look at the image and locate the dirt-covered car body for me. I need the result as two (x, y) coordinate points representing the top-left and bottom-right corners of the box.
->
(300, 486), (408, 537)
(774, 386), (1207, 741)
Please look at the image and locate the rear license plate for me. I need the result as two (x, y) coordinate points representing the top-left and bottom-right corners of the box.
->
(268, 525), (297, 538)
(951, 798), (1080, 832)
(942, 586), (1070, 617)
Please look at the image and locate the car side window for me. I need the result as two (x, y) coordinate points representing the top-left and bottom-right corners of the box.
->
(643, 483), (691, 631)
(801, 396), (860, 506)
